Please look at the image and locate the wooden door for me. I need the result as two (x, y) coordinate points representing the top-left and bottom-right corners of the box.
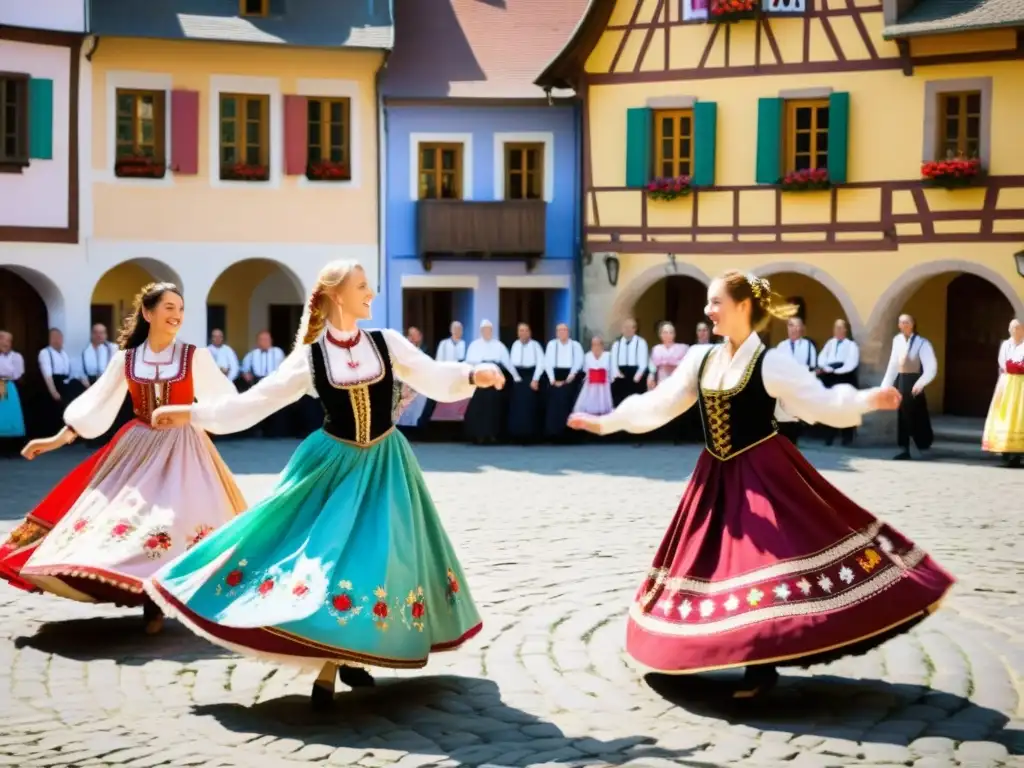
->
(664, 276), (710, 344)
(402, 289), (454, 354)
(499, 289), (549, 347)
(943, 274), (1013, 416)
(0, 269), (49, 391)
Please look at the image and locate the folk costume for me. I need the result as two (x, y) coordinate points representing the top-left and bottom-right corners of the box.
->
(240, 345), (287, 437)
(1, 343), (245, 604)
(648, 342), (689, 442)
(574, 350), (613, 417)
(506, 337), (546, 443)
(610, 334), (649, 407)
(774, 336), (817, 446)
(881, 333), (937, 459)
(982, 337), (1024, 466)
(0, 349), (26, 444)
(817, 336), (860, 446)
(82, 340), (132, 444)
(146, 325), (485, 672)
(428, 337), (469, 427)
(464, 323), (513, 443)
(597, 332), (954, 682)
(543, 337), (584, 440)
(37, 345), (85, 436)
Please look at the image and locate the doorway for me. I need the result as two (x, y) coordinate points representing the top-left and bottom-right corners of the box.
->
(268, 304), (303, 354)
(499, 288), (555, 347)
(403, 289), (459, 354)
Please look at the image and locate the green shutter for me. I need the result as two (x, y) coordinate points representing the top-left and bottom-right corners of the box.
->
(827, 91), (850, 184)
(692, 101), (717, 187)
(625, 107), (652, 187)
(28, 78), (54, 160)
(755, 97), (783, 184)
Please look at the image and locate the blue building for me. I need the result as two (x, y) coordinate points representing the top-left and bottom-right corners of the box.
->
(378, 0), (587, 350)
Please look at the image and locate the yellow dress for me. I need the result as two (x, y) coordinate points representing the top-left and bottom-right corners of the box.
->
(982, 340), (1024, 454)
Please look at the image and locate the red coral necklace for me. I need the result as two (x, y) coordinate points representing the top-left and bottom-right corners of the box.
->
(325, 330), (362, 369)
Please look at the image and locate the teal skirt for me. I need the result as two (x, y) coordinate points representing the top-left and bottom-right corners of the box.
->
(147, 429), (482, 668)
(0, 381), (26, 438)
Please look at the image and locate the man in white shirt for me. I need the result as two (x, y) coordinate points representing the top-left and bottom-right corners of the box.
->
(816, 318), (860, 446)
(464, 320), (511, 444)
(435, 321), (467, 363)
(80, 323), (118, 386)
(507, 322), (547, 443)
(610, 318), (649, 407)
(774, 317), (816, 446)
(240, 330), (287, 437)
(881, 313), (937, 460)
(207, 328), (240, 384)
(544, 323), (585, 441)
(37, 327), (85, 435)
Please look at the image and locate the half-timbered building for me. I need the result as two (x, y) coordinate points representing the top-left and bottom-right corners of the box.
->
(379, 0), (587, 350)
(537, 0), (1024, 419)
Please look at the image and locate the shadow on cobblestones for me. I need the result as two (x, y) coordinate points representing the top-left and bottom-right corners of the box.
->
(193, 676), (717, 767)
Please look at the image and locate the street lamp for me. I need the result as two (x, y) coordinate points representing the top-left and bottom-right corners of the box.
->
(1015, 249), (1024, 278)
(604, 254), (620, 287)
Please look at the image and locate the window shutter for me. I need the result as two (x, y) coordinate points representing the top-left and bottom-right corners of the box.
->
(625, 107), (652, 188)
(755, 97), (783, 184)
(692, 101), (717, 187)
(170, 90), (199, 174)
(284, 95), (308, 175)
(28, 78), (54, 160)
(827, 91), (850, 184)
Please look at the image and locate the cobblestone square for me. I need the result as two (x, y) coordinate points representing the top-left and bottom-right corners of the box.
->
(0, 440), (1021, 767)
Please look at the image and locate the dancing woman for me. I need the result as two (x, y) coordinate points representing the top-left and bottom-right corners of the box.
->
(0, 283), (246, 634)
(569, 270), (954, 697)
(144, 260), (503, 708)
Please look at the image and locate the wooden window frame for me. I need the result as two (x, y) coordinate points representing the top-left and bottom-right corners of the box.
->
(239, 0), (269, 17)
(114, 88), (167, 178)
(653, 108), (694, 179)
(504, 142), (544, 201)
(0, 72), (29, 172)
(784, 98), (829, 174)
(306, 96), (351, 181)
(219, 93), (270, 181)
(936, 90), (982, 161)
(418, 142), (463, 200)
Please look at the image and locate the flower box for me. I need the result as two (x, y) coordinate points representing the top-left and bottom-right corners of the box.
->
(779, 168), (830, 191)
(921, 158), (984, 189)
(221, 163), (269, 182)
(710, 0), (758, 22)
(646, 175), (693, 201)
(114, 156), (166, 179)
(306, 161), (351, 182)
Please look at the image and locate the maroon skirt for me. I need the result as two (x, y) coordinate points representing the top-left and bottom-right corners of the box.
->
(625, 435), (954, 674)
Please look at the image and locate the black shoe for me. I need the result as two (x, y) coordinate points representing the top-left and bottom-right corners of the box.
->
(310, 682), (335, 710)
(892, 451), (911, 461)
(337, 665), (375, 688)
(1004, 454), (1022, 468)
(733, 665), (779, 699)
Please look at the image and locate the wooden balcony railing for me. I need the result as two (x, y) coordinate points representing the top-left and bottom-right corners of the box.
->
(417, 200), (547, 270)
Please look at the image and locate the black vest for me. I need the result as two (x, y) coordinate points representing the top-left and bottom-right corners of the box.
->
(697, 344), (778, 460)
(309, 331), (396, 446)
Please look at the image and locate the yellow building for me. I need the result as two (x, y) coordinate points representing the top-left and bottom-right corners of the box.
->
(537, 0), (1024, 418)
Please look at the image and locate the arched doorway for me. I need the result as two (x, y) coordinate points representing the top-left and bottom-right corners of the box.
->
(0, 268), (53, 389)
(632, 275), (709, 343)
(756, 270), (853, 351)
(91, 259), (184, 341)
(206, 259), (305, 354)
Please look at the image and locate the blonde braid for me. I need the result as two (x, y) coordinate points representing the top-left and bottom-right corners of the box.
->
(746, 273), (799, 330)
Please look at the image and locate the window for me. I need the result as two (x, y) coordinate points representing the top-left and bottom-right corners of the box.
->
(504, 143), (543, 200)
(654, 109), (694, 178)
(240, 0), (268, 16)
(418, 143), (462, 199)
(219, 93), (269, 181)
(785, 99), (829, 173)
(114, 89), (165, 177)
(307, 97), (350, 180)
(937, 91), (981, 160)
(0, 74), (28, 168)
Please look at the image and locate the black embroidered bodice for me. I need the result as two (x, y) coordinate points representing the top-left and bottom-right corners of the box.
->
(697, 344), (778, 460)
(309, 331), (396, 446)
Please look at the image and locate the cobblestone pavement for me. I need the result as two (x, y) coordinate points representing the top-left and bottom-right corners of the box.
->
(0, 439), (1021, 768)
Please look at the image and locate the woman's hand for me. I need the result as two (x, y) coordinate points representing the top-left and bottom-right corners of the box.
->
(567, 412), (603, 434)
(868, 386), (902, 411)
(21, 429), (73, 460)
(472, 364), (505, 391)
(152, 405), (193, 429)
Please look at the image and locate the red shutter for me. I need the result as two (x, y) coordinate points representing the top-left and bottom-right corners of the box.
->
(284, 95), (308, 175)
(170, 90), (200, 175)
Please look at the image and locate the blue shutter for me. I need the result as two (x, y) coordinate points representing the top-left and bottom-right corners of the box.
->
(625, 107), (653, 187)
(827, 92), (850, 184)
(28, 78), (54, 160)
(755, 97), (783, 185)
(692, 101), (717, 187)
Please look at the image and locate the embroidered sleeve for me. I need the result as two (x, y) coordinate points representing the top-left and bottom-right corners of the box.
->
(192, 348), (243, 403)
(382, 328), (475, 403)
(598, 345), (706, 435)
(762, 348), (874, 429)
(63, 351), (129, 439)
(190, 349), (313, 435)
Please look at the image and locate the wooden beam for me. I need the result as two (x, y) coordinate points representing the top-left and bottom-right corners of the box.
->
(848, 0), (879, 59)
(697, 25), (720, 69)
(820, 16), (847, 62)
(609, 0), (645, 72)
(895, 38), (913, 75)
(634, 0), (666, 73)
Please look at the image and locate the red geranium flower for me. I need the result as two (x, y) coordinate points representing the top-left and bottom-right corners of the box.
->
(332, 593), (352, 612)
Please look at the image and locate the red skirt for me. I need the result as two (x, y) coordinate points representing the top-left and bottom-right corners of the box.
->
(626, 435), (955, 674)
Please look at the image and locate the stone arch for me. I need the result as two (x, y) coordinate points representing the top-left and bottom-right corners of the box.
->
(206, 258), (306, 351)
(90, 258), (185, 336)
(751, 261), (865, 344)
(608, 260), (712, 338)
(0, 266), (66, 386)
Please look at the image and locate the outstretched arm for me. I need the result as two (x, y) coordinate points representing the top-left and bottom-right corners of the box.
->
(763, 349), (877, 429)
(63, 351), (129, 440)
(384, 329), (494, 402)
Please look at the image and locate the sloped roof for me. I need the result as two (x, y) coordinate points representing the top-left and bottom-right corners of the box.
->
(883, 0), (1024, 38)
(381, 0), (590, 99)
(89, 0), (394, 50)
(534, 0), (616, 92)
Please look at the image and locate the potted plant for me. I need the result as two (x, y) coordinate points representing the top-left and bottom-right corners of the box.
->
(710, 0), (758, 22)
(646, 175), (693, 201)
(306, 160), (351, 182)
(921, 157), (983, 189)
(779, 167), (830, 191)
(114, 155), (166, 179)
(221, 163), (269, 182)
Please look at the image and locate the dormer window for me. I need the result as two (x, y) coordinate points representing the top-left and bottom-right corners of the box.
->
(240, 0), (268, 17)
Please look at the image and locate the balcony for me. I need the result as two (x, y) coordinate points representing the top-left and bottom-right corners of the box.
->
(417, 199), (547, 270)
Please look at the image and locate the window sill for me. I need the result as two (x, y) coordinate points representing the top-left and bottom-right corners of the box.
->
(114, 169), (168, 180)
(0, 161), (28, 175)
(304, 175), (353, 183)
(219, 176), (271, 183)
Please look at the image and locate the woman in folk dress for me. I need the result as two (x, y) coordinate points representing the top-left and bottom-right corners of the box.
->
(982, 318), (1024, 468)
(0, 283), (245, 634)
(145, 260), (504, 709)
(573, 335), (614, 417)
(569, 270), (954, 698)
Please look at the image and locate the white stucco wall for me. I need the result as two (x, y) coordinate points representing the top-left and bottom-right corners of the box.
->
(0, 0), (86, 33)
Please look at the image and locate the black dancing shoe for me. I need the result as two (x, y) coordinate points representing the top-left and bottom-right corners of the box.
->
(337, 664), (375, 688)
(310, 682), (335, 710)
(733, 665), (779, 699)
